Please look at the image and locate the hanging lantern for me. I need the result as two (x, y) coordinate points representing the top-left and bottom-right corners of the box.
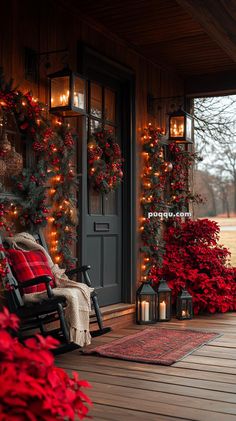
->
(169, 108), (193, 144)
(0, 159), (6, 176)
(0, 132), (11, 155)
(48, 67), (86, 116)
(136, 282), (157, 324)
(5, 147), (23, 176)
(157, 279), (172, 321)
(176, 289), (193, 320)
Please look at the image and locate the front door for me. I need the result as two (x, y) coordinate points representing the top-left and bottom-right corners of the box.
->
(85, 80), (122, 306)
(77, 46), (136, 307)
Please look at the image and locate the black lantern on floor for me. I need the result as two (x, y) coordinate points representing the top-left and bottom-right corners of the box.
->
(169, 108), (193, 144)
(176, 289), (193, 320)
(136, 282), (157, 325)
(157, 279), (171, 321)
(48, 67), (86, 116)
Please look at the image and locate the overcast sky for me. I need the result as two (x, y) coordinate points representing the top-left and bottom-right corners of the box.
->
(194, 95), (236, 176)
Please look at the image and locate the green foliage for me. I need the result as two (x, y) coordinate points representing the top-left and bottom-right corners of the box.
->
(141, 125), (202, 281)
(0, 78), (78, 267)
(12, 161), (49, 232)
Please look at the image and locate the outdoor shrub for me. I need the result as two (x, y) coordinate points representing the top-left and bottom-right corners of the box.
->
(150, 218), (236, 314)
(0, 307), (92, 420)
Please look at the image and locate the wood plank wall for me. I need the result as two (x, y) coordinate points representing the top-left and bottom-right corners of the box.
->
(0, 0), (184, 289)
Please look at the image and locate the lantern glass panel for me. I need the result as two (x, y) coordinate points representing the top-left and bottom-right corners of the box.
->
(73, 75), (85, 110)
(186, 115), (192, 140)
(51, 76), (70, 108)
(182, 301), (191, 318)
(170, 115), (184, 138)
(158, 292), (171, 321)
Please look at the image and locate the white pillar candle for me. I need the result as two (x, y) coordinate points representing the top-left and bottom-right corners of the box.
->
(182, 310), (186, 317)
(141, 300), (150, 321)
(141, 301), (145, 321)
(159, 300), (166, 320)
(145, 301), (149, 321)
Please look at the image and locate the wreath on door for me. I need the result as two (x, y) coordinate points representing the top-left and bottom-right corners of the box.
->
(88, 130), (123, 194)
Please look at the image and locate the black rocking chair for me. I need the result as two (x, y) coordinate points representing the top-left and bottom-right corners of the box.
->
(0, 230), (111, 350)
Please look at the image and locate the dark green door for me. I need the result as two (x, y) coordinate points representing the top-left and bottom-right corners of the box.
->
(85, 80), (122, 306)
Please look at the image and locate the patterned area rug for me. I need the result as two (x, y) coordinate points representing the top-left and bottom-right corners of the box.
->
(84, 328), (219, 365)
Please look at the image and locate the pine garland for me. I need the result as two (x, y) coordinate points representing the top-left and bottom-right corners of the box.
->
(0, 70), (78, 267)
(49, 124), (78, 268)
(141, 124), (202, 283)
(12, 162), (49, 230)
(140, 125), (168, 280)
(168, 143), (202, 212)
(0, 200), (15, 236)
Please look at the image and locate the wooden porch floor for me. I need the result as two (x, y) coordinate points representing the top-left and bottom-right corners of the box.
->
(56, 313), (236, 421)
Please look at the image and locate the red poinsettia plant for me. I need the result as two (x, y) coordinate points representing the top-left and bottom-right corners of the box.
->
(0, 307), (92, 420)
(150, 218), (236, 314)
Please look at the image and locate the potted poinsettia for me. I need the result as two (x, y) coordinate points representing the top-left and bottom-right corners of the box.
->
(0, 307), (92, 420)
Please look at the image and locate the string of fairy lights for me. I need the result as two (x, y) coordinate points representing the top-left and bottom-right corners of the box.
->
(41, 120), (78, 267)
(140, 124), (168, 282)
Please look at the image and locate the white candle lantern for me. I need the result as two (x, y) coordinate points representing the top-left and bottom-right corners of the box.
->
(157, 279), (172, 321)
(136, 282), (157, 325)
(176, 289), (193, 320)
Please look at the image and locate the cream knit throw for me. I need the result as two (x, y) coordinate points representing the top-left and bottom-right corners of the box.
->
(5, 233), (93, 347)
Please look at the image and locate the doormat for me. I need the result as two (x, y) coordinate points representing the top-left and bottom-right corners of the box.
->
(83, 328), (220, 365)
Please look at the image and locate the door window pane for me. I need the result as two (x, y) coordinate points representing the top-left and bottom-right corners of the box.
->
(90, 83), (102, 118)
(88, 83), (119, 216)
(105, 89), (116, 122)
(90, 118), (101, 134)
(104, 190), (117, 215)
(89, 186), (102, 215)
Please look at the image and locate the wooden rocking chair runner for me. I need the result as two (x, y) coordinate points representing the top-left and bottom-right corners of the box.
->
(0, 231), (111, 347)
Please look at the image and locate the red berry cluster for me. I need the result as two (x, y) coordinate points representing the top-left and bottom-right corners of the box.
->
(0, 203), (14, 236)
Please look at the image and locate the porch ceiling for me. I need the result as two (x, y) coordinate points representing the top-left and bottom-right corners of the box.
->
(60, 0), (236, 87)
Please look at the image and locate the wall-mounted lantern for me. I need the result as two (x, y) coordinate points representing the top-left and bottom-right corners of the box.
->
(48, 67), (86, 116)
(168, 108), (193, 144)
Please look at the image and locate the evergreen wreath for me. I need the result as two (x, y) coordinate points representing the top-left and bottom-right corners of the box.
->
(88, 129), (123, 194)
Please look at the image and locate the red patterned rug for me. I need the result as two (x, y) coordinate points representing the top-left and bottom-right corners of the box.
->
(84, 328), (219, 365)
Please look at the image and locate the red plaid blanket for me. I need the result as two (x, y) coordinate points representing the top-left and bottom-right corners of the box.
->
(7, 249), (55, 294)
